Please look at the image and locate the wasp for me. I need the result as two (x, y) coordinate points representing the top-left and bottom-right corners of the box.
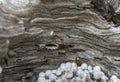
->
(75, 56), (82, 66)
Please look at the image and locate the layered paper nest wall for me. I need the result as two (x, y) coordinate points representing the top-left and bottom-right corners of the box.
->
(0, 0), (120, 82)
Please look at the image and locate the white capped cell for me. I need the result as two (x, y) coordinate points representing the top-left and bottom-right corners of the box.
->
(60, 63), (66, 72)
(111, 75), (118, 79)
(56, 68), (62, 76)
(110, 75), (120, 82)
(49, 74), (57, 81)
(93, 66), (101, 72)
(88, 65), (93, 73)
(65, 72), (73, 79)
(101, 75), (108, 82)
(61, 76), (67, 82)
(93, 71), (104, 80)
(77, 69), (86, 80)
(45, 70), (52, 76)
(81, 63), (88, 70)
(56, 78), (62, 82)
(65, 62), (72, 72)
(37, 77), (45, 82)
(71, 62), (78, 72)
(39, 72), (45, 77)
(71, 77), (82, 82)
(52, 70), (57, 74)
(45, 79), (50, 82)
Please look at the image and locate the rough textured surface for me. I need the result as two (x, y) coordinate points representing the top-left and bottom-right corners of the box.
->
(0, 0), (120, 82)
(91, 0), (120, 25)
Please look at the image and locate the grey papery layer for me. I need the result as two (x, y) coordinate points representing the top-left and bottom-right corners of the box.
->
(0, 0), (40, 15)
